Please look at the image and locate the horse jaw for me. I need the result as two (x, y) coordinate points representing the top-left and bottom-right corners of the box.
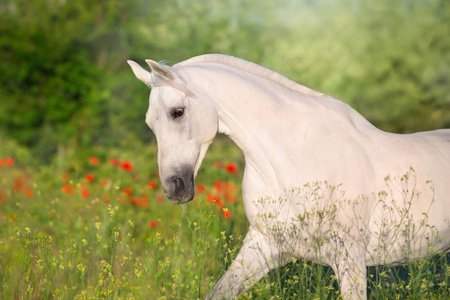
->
(194, 142), (212, 178)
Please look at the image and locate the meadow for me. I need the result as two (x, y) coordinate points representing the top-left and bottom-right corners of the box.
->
(0, 135), (247, 299)
(0, 135), (449, 300)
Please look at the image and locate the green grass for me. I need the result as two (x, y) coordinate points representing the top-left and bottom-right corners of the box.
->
(0, 136), (449, 299)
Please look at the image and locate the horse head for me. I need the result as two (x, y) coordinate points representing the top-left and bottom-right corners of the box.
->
(128, 60), (218, 204)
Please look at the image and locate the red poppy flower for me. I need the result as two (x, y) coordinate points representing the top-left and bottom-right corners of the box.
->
(89, 156), (99, 165)
(224, 163), (238, 174)
(148, 180), (157, 189)
(207, 193), (220, 204)
(23, 188), (33, 197)
(124, 188), (133, 196)
(149, 220), (158, 228)
(214, 161), (222, 168)
(0, 192), (6, 204)
(215, 200), (224, 209)
(103, 195), (109, 204)
(5, 157), (14, 166)
(214, 181), (222, 193)
(121, 161), (133, 172)
(85, 174), (94, 182)
(196, 184), (205, 193)
(81, 189), (90, 198)
(129, 198), (138, 206)
(222, 209), (231, 219)
(225, 182), (237, 192)
(157, 196), (164, 203)
(62, 184), (75, 195)
(137, 196), (149, 209)
(109, 158), (120, 166)
(13, 177), (24, 192)
(224, 191), (238, 203)
(80, 185), (90, 198)
(61, 173), (70, 181)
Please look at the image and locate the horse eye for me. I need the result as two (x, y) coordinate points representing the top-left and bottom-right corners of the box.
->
(170, 107), (184, 119)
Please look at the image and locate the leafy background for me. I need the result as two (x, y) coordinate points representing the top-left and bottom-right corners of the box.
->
(1, 0), (449, 162)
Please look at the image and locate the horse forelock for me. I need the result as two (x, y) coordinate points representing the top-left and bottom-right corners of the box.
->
(175, 54), (324, 97)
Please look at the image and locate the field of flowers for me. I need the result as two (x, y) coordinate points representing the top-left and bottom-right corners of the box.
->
(1, 136), (449, 299)
(0, 136), (250, 299)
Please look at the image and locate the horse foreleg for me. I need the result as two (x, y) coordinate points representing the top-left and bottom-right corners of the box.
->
(206, 227), (289, 299)
(330, 245), (367, 300)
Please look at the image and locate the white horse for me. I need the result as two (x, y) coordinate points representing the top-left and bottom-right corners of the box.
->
(128, 54), (450, 299)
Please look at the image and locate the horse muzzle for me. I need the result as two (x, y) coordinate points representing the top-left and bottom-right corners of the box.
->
(162, 167), (195, 204)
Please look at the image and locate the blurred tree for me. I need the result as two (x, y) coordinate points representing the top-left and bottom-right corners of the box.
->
(263, 0), (450, 133)
(0, 0), (159, 158)
(351, 0), (450, 132)
(0, 0), (105, 158)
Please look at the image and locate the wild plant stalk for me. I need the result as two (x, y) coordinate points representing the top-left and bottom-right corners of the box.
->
(241, 177), (450, 299)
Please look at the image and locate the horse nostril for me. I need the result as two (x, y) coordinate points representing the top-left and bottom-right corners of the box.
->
(172, 177), (185, 194)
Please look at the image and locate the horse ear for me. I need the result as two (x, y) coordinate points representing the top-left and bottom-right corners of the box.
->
(145, 59), (174, 81)
(127, 60), (153, 87)
(144, 59), (195, 97)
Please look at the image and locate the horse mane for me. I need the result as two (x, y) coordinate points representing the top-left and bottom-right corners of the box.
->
(175, 54), (324, 97)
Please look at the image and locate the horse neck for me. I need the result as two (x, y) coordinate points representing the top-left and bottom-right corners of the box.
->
(184, 64), (325, 191)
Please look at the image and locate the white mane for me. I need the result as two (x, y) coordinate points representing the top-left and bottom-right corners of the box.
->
(175, 54), (324, 97)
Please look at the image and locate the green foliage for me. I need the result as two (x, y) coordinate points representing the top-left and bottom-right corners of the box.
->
(1, 0), (449, 161)
(0, 1), (103, 159)
(350, 0), (450, 132)
(261, 0), (450, 133)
